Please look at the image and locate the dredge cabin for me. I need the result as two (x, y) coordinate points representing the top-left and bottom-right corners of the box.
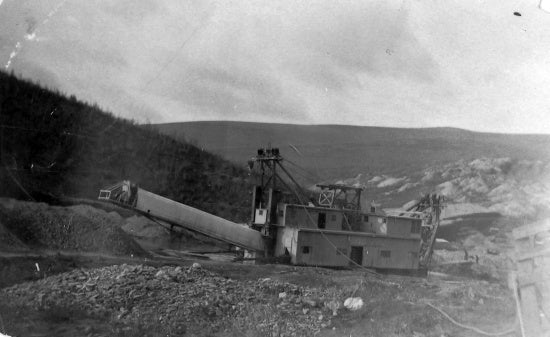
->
(271, 185), (424, 269)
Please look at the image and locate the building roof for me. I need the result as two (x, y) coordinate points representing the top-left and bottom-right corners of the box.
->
(285, 203), (423, 220)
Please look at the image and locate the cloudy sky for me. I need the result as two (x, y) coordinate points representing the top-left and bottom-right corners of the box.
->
(1, 0), (550, 133)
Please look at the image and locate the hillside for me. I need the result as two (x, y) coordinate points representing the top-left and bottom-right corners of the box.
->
(0, 72), (253, 222)
(156, 121), (550, 178)
(156, 121), (550, 219)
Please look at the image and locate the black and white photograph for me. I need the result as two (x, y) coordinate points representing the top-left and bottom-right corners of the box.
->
(0, 0), (549, 336)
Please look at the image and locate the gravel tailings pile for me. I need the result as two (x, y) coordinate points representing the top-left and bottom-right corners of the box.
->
(0, 199), (146, 257)
(0, 221), (27, 251)
(2, 264), (343, 336)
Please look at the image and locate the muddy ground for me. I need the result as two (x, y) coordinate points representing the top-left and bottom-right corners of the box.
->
(0, 199), (520, 337)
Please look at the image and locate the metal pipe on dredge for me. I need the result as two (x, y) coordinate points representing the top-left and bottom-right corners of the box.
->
(133, 187), (266, 252)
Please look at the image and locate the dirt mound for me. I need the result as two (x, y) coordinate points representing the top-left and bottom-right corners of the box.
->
(121, 214), (231, 252)
(0, 221), (27, 251)
(122, 215), (168, 239)
(0, 199), (146, 257)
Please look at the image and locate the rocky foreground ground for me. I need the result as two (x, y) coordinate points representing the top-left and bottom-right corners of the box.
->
(2, 263), (348, 337)
(0, 258), (518, 337)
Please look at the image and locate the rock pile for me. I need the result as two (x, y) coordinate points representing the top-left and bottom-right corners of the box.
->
(0, 221), (27, 251)
(0, 199), (146, 256)
(2, 264), (346, 336)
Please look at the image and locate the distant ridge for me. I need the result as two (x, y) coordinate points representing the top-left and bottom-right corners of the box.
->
(155, 121), (550, 180)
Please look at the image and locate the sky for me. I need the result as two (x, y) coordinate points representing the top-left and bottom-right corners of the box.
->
(1, 0), (550, 134)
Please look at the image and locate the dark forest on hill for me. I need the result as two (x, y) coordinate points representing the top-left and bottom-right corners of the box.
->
(0, 71), (253, 222)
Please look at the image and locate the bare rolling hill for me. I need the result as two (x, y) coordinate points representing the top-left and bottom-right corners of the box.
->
(155, 121), (550, 178)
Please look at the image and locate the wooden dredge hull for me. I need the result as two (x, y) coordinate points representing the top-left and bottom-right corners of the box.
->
(273, 227), (422, 270)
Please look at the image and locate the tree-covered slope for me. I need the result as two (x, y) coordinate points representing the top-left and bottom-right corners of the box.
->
(0, 72), (252, 222)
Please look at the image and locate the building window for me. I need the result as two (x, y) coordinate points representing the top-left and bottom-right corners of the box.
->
(380, 250), (391, 258)
(331, 214), (337, 221)
(318, 213), (326, 229)
(336, 248), (348, 255)
(258, 210), (264, 215)
(302, 246), (311, 254)
(363, 215), (369, 222)
(411, 221), (421, 234)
